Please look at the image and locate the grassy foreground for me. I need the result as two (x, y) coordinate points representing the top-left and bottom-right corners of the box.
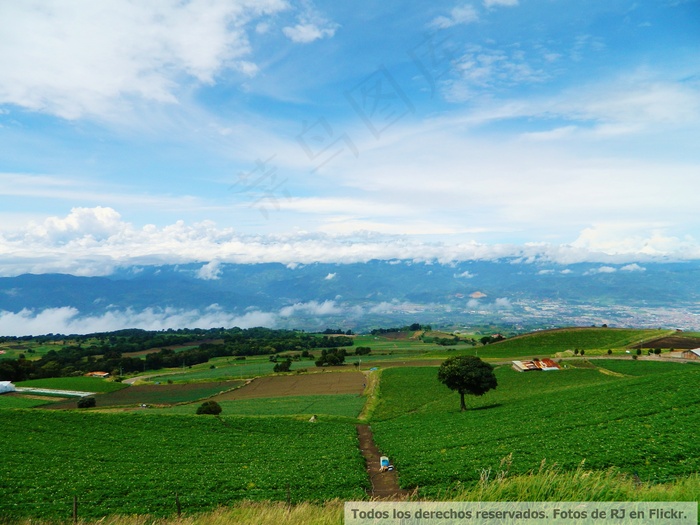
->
(4, 469), (698, 525)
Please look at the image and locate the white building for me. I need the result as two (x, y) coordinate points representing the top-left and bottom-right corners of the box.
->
(0, 381), (16, 394)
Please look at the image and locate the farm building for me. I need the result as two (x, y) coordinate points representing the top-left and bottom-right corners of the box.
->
(86, 371), (110, 378)
(512, 359), (560, 372)
(0, 381), (16, 394)
(681, 348), (700, 360)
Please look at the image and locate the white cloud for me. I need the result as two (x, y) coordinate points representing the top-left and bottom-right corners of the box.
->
(454, 271), (476, 278)
(621, 263), (646, 272)
(282, 1), (338, 43)
(324, 272), (336, 280)
(196, 260), (223, 280)
(368, 301), (425, 314)
(2, 207), (700, 277)
(279, 300), (342, 317)
(484, 0), (518, 7)
(538, 269), (555, 275)
(0, 305), (277, 336)
(494, 297), (512, 308)
(571, 224), (695, 257)
(585, 266), (617, 275)
(430, 4), (479, 29)
(0, 0), (289, 119)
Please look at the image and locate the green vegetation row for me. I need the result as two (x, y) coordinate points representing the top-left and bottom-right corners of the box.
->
(0, 411), (368, 521)
(371, 360), (700, 496)
(4, 469), (699, 525)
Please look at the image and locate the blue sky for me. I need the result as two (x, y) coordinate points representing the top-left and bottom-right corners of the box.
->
(1, 0), (699, 276)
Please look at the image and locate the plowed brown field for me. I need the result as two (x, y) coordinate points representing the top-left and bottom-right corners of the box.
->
(213, 371), (365, 400)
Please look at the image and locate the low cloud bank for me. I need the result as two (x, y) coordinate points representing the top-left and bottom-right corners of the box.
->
(0, 207), (697, 277)
(0, 306), (278, 336)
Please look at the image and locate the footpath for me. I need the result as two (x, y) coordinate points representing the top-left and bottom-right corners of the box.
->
(356, 424), (411, 500)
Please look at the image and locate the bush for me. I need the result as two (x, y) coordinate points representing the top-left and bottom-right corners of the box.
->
(273, 359), (292, 373)
(196, 401), (222, 415)
(77, 397), (96, 409)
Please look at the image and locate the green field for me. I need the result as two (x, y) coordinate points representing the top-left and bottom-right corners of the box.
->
(474, 328), (671, 358)
(157, 394), (366, 418)
(16, 376), (129, 393)
(0, 411), (368, 520)
(371, 361), (700, 496)
(43, 380), (242, 409)
(2, 327), (699, 522)
(0, 394), (54, 408)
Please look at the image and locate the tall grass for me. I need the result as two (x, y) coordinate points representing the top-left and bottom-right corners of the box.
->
(1, 501), (344, 525)
(448, 463), (700, 502)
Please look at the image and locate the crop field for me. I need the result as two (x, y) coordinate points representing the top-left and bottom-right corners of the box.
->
(475, 328), (671, 358)
(2, 326), (699, 523)
(0, 342), (62, 359)
(16, 377), (129, 393)
(157, 394), (366, 418)
(42, 380), (242, 409)
(640, 334), (700, 349)
(0, 393), (57, 408)
(146, 357), (283, 382)
(212, 372), (365, 400)
(0, 410), (368, 520)
(371, 361), (700, 496)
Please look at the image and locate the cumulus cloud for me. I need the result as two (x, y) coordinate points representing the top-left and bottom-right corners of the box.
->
(1, 207), (699, 277)
(196, 260), (223, 280)
(324, 272), (336, 280)
(571, 224), (695, 256)
(454, 271), (475, 278)
(430, 4), (478, 29)
(621, 263), (646, 272)
(585, 266), (617, 275)
(282, 1), (338, 43)
(279, 300), (343, 317)
(0, 0), (288, 119)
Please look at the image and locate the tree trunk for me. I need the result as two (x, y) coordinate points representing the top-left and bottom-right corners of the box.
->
(460, 392), (466, 411)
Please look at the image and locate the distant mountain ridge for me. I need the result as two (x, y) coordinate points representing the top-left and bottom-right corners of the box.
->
(1, 259), (700, 334)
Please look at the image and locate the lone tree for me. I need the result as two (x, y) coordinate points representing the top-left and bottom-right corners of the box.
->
(196, 400), (222, 415)
(438, 356), (497, 412)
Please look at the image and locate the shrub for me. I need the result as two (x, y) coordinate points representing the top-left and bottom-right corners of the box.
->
(77, 397), (96, 409)
(273, 359), (292, 373)
(196, 400), (222, 415)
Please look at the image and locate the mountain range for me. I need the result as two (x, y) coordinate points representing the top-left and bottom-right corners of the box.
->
(1, 259), (699, 335)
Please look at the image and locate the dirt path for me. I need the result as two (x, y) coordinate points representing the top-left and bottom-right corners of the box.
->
(356, 424), (412, 500)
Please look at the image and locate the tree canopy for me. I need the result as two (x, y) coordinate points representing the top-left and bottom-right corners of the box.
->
(196, 400), (222, 415)
(437, 355), (497, 411)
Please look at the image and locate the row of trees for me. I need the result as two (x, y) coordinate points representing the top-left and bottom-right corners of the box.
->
(370, 323), (429, 335)
(0, 327), (355, 382)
